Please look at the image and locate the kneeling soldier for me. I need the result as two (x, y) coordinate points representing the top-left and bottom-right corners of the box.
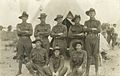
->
(26, 39), (52, 76)
(49, 46), (68, 76)
(67, 41), (87, 76)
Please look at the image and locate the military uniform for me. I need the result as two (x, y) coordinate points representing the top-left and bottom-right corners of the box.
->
(26, 47), (52, 76)
(34, 23), (51, 50)
(107, 27), (114, 44)
(68, 50), (87, 76)
(69, 23), (85, 49)
(51, 23), (67, 54)
(16, 22), (33, 60)
(84, 18), (101, 76)
(49, 55), (68, 76)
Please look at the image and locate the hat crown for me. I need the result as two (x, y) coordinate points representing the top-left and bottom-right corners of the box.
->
(40, 13), (47, 17)
(22, 11), (28, 16)
(75, 15), (80, 18)
(57, 15), (63, 18)
(89, 8), (95, 11)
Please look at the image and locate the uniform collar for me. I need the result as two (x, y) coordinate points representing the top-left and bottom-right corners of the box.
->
(57, 22), (62, 26)
(90, 17), (96, 21)
(40, 22), (46, 25)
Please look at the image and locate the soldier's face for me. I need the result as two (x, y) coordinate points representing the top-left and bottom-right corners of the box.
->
(75, 18), (80, 23)
(76, 44), (82, 50)
(36, 41), (42, 47)
(54, 50), (60, 57)
(57, 18), (63, 23)
(40, 18), (46, 22)
(89, 11), (96, 17)
(22, 17), (28, 21)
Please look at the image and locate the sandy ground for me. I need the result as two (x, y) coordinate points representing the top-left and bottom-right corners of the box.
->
(0, 41), (120, 76)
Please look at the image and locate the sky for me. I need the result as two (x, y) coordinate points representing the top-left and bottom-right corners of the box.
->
(0, 0), (120, 27)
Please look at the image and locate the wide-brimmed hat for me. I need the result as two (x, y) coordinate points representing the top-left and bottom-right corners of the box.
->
(7, 25), (12, 29)
(72, 15), (81, 22)
(72, 40), (83, 49)
(54, 15), (63, 21)
(86, 8), (96, 16)
(19, 11), (29, 19)
(38, 13), (47, 19)
(0, 25), (3, 29)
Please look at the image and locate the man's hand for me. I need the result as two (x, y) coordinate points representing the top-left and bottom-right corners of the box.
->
(78, 66), (82, 72)
(76, 33), (84, 36)
(53, 72), (58, 76)
(91, 28), (97, 30)
(58, 33), (63, 35)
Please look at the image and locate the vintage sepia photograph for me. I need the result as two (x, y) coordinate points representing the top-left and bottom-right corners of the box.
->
(0, 0), (120, 76)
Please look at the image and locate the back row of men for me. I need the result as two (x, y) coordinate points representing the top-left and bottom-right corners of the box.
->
(16, 8), (101, 76)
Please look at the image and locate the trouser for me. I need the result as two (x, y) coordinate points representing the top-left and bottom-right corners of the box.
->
(67, 67), (85, 76)
(111, 33), (118, 48)
(53, 66), (68, 76)
(107, 34), (112, 44)
(86, 55), (99, 76)
(16, 37), (32, 59)
(85, 34), (99, 76)
(59, 66), (68, 76)
(26, 62), (52, 76)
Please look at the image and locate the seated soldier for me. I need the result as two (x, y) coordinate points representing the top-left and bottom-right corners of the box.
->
(67, 41), (87, 76)
(49, 46), (68, 76)
(26, 39), (52, 76)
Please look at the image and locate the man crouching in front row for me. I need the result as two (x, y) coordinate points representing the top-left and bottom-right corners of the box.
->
(25, 39), (52, 76)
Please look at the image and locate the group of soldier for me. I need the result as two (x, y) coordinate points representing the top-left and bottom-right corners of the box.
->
(101, 23), (118, 49)
(15, 8), (101, 76)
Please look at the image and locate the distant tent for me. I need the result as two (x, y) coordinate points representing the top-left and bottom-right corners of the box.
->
(41, 0), (87, 26)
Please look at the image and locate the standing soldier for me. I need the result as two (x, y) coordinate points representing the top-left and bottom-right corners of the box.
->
(16, 11), (33, 76)
(50, 15), (67, 57)
(7, 25), (12, 32)
(0, 25), (3, 31)
(69, 15), (85, 50)
(84, 8), (101, 76)
(111, 24), (118, 49)
(106, 25), (114, 44)
(34, 13), (51, 51)
(0, 25), (4, 40)
(62, 11), (74, 48)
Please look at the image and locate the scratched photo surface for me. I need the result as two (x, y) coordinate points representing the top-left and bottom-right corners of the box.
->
(0, 0), (120, 76)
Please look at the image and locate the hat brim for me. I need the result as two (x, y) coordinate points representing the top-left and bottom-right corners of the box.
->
(19, 16), (28, 19)
(32, 39), (42, 44)
(54, 16), (63, 21)
(86, 10), (96, 16)
(86, 11), (89, 16)
(38, 16), (47, 19)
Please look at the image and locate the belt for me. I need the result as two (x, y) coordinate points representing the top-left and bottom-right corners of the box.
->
(20, 36), (30, 38)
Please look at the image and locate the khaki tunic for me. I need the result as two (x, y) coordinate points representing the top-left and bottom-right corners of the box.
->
(69, 23), (85, 48)
(51, 23), (67, 51)
(16, 22), (33, 59)
(84, 19), (101, 75)
(84, 19), (101, 57)
(34, 23), (51, 50)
